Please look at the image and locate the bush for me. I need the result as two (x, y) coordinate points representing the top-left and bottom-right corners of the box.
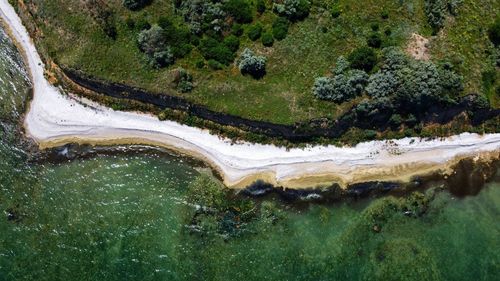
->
(199, 37), (235, 65)
(196, 60), (205, 69)
(223, 35), (240, 52)
(273, 0), (311, 21)
(261, 32), (274, 47)
(272, 17), (289, 40)
(367, 33), (382, 48)
(488, 17), (500, 46)
(348, 46), (378, 72)
(248, 24), (263, 41)
(138, 25), (166, 54)
(123, 0), (151, 11)
(313, 70), (368, 103)
(232, 23), (244, 36)
(238, 48), (267, 79)
(223, 0), (253, 23)
(370, 23), (379, 31)
(257, 0), (266, 14)
(125, 17), (135, 29)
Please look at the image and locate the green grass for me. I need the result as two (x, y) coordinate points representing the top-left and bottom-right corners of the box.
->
(430, 0), (500, 107)
(22, 0), (497, 124)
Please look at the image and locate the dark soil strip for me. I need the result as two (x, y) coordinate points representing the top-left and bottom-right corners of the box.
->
(63, 68), (500, 142)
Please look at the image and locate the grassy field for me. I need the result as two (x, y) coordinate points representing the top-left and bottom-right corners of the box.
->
(19, 0), (498, 124)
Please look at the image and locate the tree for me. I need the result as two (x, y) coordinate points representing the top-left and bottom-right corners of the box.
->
(138, 25), (166, 53)
(223, 0), (253, 23)
(272, 17), (289, 40)
(348, 47), (378, 72)
(238, 48), (267, 79)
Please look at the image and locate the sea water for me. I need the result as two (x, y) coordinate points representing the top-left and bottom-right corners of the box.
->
(0, 27), (498, 281)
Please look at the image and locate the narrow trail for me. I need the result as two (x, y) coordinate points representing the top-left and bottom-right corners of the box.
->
(0, 0), (499, 188)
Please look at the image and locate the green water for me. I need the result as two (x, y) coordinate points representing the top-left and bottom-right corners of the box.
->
(0, 27), (499, 281)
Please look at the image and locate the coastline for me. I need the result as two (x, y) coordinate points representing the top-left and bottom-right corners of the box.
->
(1, 0), (499, 189)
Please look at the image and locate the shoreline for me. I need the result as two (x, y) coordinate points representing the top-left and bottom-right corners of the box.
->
(1, 0), (499, 189)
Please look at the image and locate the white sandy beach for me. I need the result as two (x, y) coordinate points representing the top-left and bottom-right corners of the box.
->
(1, 0), (499, 189)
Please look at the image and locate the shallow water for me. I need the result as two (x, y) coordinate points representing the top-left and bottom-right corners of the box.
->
(0, 26), (499, 281)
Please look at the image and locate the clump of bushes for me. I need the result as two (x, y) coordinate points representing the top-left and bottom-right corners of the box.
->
(272, 17), (289, 40)
(123, 0), (151, 11)
(348, 46), (378, 72)
(238, 48), (267, 79)
(424, 0), (463, 32)
(199, 37), (235, 65)
(273, 0), (311, 22)
(178, 0), (226, 34)
(365, 48), (463, 112)
(313, 57), (369, 103)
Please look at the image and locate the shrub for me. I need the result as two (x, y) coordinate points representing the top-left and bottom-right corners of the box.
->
(232, 23), (244, 36)
(151, 49), (174, 68)
(196, 60), (205, 69)
(367, 33), (382, 48)
(370, 23), (379, 31)
(488, 17), (500, 46)
(136, 18), (151, 30)
(262, 32), (274, 47)
(125, 17), (135, 29)
(158, 16), (173, 29)
(331, 5), (341, 18)
(257, 0), (266, 14)
(248, 24), (263, 41)
(223, 35), (240, 52)
(348, 46), (378, 72)
(273, 0), (311, 21)
(272, 17), (289, 40)
(123, 0), (151, 11)
(238, 48), (267, 79)
(223, 0), (253, 23)
(208, 59), (224, 70)
(174, 67), (194, 93)
(381, 10), (389, 19)
(424, 0), (462, 32)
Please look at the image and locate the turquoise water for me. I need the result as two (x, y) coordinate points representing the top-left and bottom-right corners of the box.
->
(0, 27), (499, 281)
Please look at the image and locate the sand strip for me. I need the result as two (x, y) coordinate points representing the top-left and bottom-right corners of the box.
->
(1, 0), (499, 189)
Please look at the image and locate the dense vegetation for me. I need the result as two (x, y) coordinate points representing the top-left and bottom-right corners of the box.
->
(16, 0), (500, 130)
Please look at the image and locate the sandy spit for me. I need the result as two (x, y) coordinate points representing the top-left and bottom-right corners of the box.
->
(1, 0), (499, 189)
